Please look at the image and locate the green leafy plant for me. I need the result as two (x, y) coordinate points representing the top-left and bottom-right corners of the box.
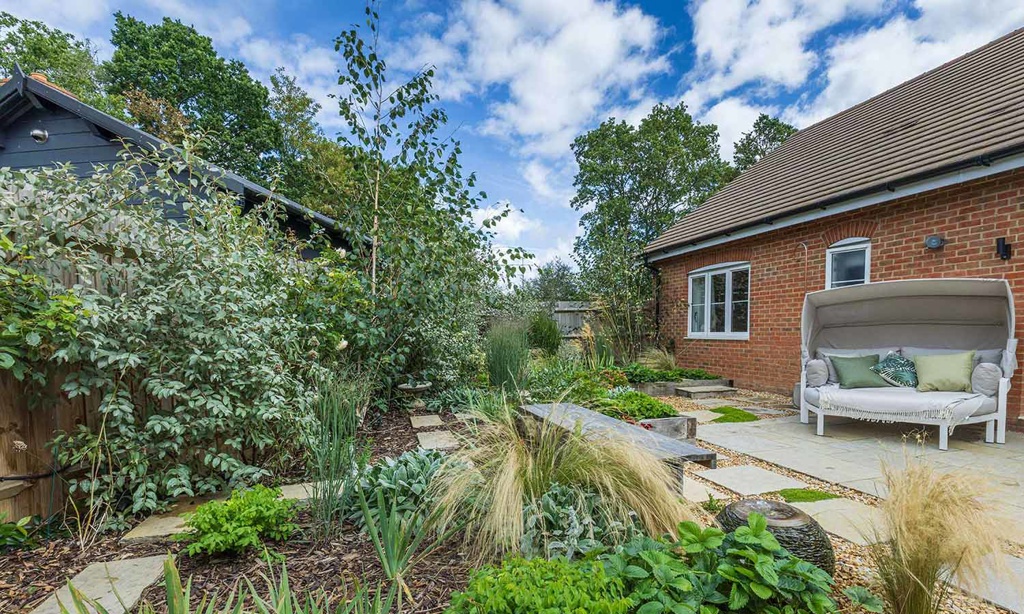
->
(0, 513), (37, 550)
(701, 493), (725, 514)
(350, 448), (445, 532)
(521, 482), (637, 560)
(599, 390), (676, 421)
(445, 557), (631, 614)
(486, 321), (530, 391)
(621, 363), (719, 383)
(710, 406), (759, 423)
(179, 485), (297, 556)
(602, 514), (883, 614)
(527, 312), (561, 356)
(778, 489), (838, 503)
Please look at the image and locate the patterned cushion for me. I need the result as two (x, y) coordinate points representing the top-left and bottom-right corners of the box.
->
(871, 351), (918, 387)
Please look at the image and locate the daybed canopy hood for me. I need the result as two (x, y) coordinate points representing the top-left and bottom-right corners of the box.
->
(801, 278), (1018, 376)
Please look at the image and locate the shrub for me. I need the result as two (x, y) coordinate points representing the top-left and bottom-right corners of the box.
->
(527, 312), (562, 356)
(446, 557), (631, 614)
(0, 514), (37, 551)
(866, 456), (1005, 614)
(603, 515), (883, 614)
(621, 363), (719, 383)
(527, 359), (611, 406)
(600, 390), (676, 421)
(351, 448), (445, 532)
(486, 321), (530, 391)
(432, 410), (696, 561)
(180, 485), (297, 556)
(521, 482), (637, 560)
(638, 347), (677, 372)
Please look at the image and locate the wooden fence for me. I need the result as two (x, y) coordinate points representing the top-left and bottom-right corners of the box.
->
(552, 301), (595, 339)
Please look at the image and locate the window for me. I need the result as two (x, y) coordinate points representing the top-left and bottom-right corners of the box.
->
(688, 262), (750, 339)
(826, 238), (871, 289)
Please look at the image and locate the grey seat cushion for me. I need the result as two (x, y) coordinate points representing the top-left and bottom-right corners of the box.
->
(816, 347), (900, 384)
(803, 385), (997, 416)
(805, 359), (829, 387)
(971, 363), (1002, 397)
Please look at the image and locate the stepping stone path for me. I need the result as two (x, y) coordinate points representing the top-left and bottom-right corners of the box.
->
(681, 475), (725, 503)
(677, 385), (738, 399)
(693, 398), (736, 409)
(410, 414), (444, 429)
(681, 409), (725, 424)
(696, 465), (807, 496)
(741, 406), (785, 416)
(957, 553), (1024, 613)
(416, 430), (459, 450)
(790, 498), (884, 546)
(32, 556), (166, 614)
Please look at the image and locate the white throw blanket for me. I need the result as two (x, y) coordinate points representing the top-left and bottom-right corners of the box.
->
(816, 384), (987, 431)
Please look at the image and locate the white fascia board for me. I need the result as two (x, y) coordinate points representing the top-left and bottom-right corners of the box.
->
(646, 152), (1024, 264)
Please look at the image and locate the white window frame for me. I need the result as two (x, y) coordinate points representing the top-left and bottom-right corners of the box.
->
(825, 237), (871, 289)
(687, 262), (750, 340)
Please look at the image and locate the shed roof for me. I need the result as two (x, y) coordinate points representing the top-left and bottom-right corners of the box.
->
(0, 64), (349, 242)
(647, 27), (1024, 257)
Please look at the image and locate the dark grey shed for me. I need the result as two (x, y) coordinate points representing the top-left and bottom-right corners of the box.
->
(0, 64), (349, 251)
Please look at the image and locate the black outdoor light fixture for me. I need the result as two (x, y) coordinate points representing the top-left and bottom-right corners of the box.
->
(997, 237), (1012, 260)
(924, 235), (946, 250)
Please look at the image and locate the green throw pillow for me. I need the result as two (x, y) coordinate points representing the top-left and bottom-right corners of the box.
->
(871, 351), (918, 387)
(830, 355), (892, 389)
(914, 351), (975, 392)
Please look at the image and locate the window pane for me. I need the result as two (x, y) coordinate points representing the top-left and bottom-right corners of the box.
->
(831, 249), (866, 287)
(731, 269), (749, 302)
(710, 304), (726, 332)
(691, 276), (706, 305)
(710, 273), (726, 333)
(690, 305), (706, 333)
(711, 273), (727, 303)
(731, 301), (748, 333)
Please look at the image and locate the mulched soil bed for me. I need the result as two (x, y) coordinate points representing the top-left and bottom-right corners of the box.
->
(1, 408), (468, 614)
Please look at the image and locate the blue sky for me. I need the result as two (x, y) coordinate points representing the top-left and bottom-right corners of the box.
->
(5, 0), (1024, 270)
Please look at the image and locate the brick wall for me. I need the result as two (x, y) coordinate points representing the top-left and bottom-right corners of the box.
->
(655, 167), (1024, 428)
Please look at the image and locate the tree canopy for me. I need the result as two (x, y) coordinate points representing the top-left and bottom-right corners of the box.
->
(524, 258), (585, 304)
(732, 113), (798, 172)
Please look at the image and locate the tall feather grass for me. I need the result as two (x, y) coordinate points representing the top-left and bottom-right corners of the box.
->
(639, 347), (677, 372)
(431, 401), (696, 561)
(485, 321), (530, 391)
(865, 454), (1008, 614)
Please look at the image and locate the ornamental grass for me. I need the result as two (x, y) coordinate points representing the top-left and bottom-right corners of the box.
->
(865, 454), (1007, 614)
(431, 401), (696, 561)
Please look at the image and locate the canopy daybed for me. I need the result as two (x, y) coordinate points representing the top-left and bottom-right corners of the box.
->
(799, 278), (1017, 450)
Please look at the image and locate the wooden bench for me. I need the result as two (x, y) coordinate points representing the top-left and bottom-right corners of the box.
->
(521, 402), (717, 469)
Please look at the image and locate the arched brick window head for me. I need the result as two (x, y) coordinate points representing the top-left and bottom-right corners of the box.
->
(825, 237), (871, 289)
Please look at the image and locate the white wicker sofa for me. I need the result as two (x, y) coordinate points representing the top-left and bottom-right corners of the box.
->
(799, 279), (1017, 450)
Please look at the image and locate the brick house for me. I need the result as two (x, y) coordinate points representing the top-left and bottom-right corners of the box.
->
(645, 28), (1024, 429)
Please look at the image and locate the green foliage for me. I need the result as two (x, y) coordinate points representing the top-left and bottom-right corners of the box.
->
(105, 13), (281, 183)
(732, 113), (798, 173)
(527, 312), (562, 356)
(180, 485), (297, 556)
(599, 391), (676, 421)
(0, 514), (37, 551)
(621, 363), (719, 383)
(526, 358), (613, 406)
(486, 321), (530, 391)
(351, 448), (445, 532)
(446, 557), (631, 614)
(778, 489), (839, 504)
(523, 258), (585, 305)
(572, 103), (734, 360)
(602, 514), (858, 614)
(710, 406), (759, 423)
(521, 482), (636, 560)
(701, 493), (725, 514)
(0, 13), (109, 108)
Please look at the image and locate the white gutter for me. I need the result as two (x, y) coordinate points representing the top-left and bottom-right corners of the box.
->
(646, 151), (1024, 263)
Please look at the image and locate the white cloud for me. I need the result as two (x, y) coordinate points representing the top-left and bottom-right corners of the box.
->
(0, 0), (112, 34)
(700, 97), (768, 161)
(391, 0), (670, 157)
(475, 203), (542, 243)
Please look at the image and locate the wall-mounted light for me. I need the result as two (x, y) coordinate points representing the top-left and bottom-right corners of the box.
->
(30, 128), (48, 144)
(924, 235), (945, 250)
(997, 237), (1012, 260)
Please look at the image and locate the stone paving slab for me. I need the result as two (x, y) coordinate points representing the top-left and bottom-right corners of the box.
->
(677, 386), (738, 399)
(32, 556), (166, 614)
(956, 553), (1024, 613)
(681, 409), (723, 424)
(741, 406), (786, 415)
(696, 465), (807, 496)
(693, 398), (736, 409)
(417, 430), (459, 450)
(410, 415), (444, 429)
(681, 476), (725, 503)
(791, 499), (884, 545)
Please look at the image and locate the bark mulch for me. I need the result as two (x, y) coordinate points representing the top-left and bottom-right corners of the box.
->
(1, 407), (468, 614)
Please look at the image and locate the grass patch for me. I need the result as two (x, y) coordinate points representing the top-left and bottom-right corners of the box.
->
(778, 488), (839, 503)
(709, 406), (758, 423)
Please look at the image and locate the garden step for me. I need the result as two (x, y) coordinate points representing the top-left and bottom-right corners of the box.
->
(410, 415), (444, 429)
(416, 430), (459, 450)
(31, 556), (166, 614)
(695, 465), (806, 496)
(522, 402), (717, 468)
(677, 385), (738, 399)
